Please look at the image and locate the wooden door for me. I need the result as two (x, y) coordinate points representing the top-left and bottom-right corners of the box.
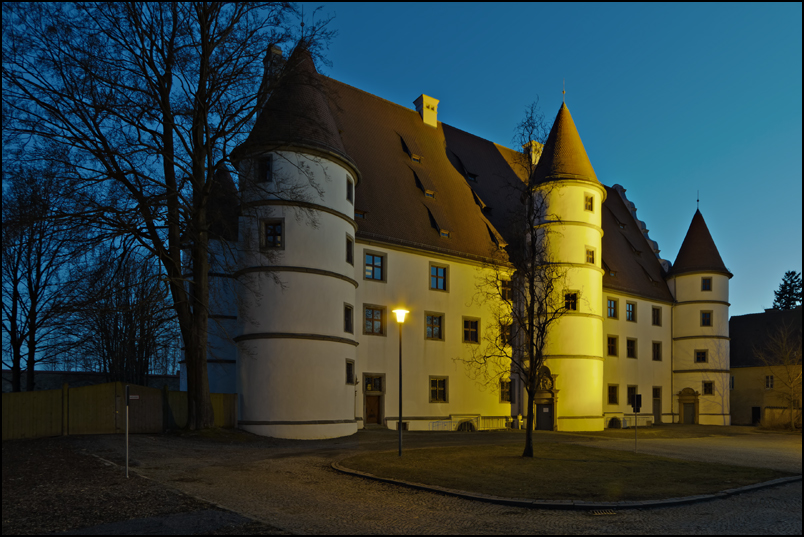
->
(683, 403), (695, 424)
(536, 403), (554, 430)
(366, 395), (381, 424)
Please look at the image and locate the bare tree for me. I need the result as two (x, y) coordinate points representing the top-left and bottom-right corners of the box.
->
(753, 321), (803, 430)
(462, 100), (571, 457)
(1, 163), (82, 391)
(61, 245), (179, 384)
(2, 3), (333, 428)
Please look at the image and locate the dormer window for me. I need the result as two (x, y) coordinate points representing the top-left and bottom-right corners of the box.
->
(466, 173), (477, 182)
(425, 190), (435, 199)
(440, 230), (450, 239)
(412, 155), (421, 163)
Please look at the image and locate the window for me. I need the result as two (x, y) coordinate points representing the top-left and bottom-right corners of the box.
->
(425, 190), (435, 199)
(652, 307), (662, 326)
(430, 264), (447, 291)
(501, 280), (513, 301)
(608, 385), (619, 405)
(695, 350), (708, 363)
(607, 336), (618, 356)
(701, 277), (712, 291)
(364, 306), (385, 335)
(584, 194), (594, 212)
(346, 360), (355, 384)
(426, 314), (444, 340)
(627, 386), (637, 407)
(466, 172), (477, 182)
(607, 299), (618, 319)
(500, 323), (513, 347)
(703, 381), (714, 395)
(257, 156), (273, 182)
(355, 211), (367, 219)
(652, 341), (662, 361)
(346, 236), (354, 265)
(365, 375), (383, 393)
(627, 338), (637, 359)
(500, 380), (511, 403)
(565, 292), (578, 311)
(440, 230), (451, 239)
(364, 253), (385, 281)
(430, 377), (447, 402)
(344, 304), (353, 334)
(586, 248), (595, 264)
(260, 219), (283, 249)
(463, 318), (479, 343)
(346, 177), (354, 203)
(626, 302), (636, 322)
(701, 311), (712, 327)
(766, 375), (774, 389)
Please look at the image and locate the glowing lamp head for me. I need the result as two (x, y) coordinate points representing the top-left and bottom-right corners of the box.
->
(392, 309), (409, 323)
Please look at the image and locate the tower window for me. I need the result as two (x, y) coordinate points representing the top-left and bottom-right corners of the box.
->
(260, 219), (283, 249)
(584, 194), (594, 212)
(347, 179), (354, 204)
(258, 156), (273, 183)
(586, 248), (595, 264)
(701, 277), (712, 291)
(344, 304), (353, 334)
(701, 311), (712, 327)
(346, 236), (354, 265)
(565, 292), (578, 311)
(695, 350), (708, 363)
(346, 360), (355, 384)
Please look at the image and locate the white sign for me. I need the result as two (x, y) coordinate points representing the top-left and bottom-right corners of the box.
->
(129, 395), (140, 400)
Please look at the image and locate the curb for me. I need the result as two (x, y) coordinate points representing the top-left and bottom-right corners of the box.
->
(331, 461), (802, 511)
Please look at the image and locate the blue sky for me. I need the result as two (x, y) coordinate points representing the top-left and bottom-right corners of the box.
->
(303, 2), (802, 316)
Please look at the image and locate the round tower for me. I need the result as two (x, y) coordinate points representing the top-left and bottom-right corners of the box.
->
(231, 44), (362, 439)
(532, 103), (607, 432)
(667, 209), (731, 425)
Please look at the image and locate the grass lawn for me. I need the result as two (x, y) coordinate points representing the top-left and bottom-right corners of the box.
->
(340, 443), (794, 502)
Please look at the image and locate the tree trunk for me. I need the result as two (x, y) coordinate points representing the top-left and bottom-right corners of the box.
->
(522, 388), (536, 457)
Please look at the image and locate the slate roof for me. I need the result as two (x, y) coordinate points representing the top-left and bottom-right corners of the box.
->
(669, 209), (731, 277)
(531, 102), (600, 186)
(729, 307), (802, 368)
(237, 60), (683, 302)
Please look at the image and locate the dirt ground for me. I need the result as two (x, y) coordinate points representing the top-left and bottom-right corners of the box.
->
(1, 436), (285, 535)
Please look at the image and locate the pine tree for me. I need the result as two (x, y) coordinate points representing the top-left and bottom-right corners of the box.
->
(773, 271), (803, 310)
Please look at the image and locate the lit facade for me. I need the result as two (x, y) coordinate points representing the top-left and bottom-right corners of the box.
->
(180, 45), (733, 438)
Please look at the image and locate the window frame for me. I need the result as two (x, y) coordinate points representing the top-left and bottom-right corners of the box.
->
(363, 251), (387, 282)
(626, 338), (638, 359)
(500, 322), (513, 347)
(627, 385), (638, 407)
(429, 262), (449, 292)
(608, 384), (619, 405)
(425, 312), (445, 341)
(345, 359), (356, 385)
(346, 235), (354, 266)
(701, 277), (712, 292)
(462, 317), (480, 344)
(652, 341), (662, 361)
(625, 302), (637, 322)
(652, 306), (662, 326)
(585, 247), (596, 265)
(766, 375), (774, 389)
(429, 376), (448, 403)
(703, 381), (714, 395)
(564, 291), (578, 312)
(584, 193), (595, 213)
(363, 304), (387, 336)
(607, 335), (618, 357)
(607, 298), (618, 319)
(695, 349), (708, 363)
(346, 175), (354, 204)
(501, 279), (513, 302)
(260, 218), (285, 250)
(700, 310), (713, 327)
(500, 379), (512, 403)
(344, 303), (354, 334)
(257, 155), (273, 183)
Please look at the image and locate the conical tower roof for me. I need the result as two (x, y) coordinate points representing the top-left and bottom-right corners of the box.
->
(233, 43), (358, 177)
(531, 102), (599, 185)
(669, 209), (731, 277)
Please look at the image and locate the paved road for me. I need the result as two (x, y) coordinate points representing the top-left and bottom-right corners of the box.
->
(74, 429), (802, 535)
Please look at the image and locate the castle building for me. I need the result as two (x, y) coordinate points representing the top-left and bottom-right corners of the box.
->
(182, 44), (733, 439)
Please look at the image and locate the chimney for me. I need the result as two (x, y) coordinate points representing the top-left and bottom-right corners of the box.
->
(413, 94), (439, 128)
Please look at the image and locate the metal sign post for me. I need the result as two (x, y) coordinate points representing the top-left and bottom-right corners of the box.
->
(633, 394), (642, 453)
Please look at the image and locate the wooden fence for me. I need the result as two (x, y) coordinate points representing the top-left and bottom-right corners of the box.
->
(2, 382), (236, 441)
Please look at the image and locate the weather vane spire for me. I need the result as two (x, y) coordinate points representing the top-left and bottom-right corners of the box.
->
(563, 79), (566, 103)
(697, 190), (699, 210)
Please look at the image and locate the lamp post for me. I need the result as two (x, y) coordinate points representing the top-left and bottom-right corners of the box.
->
(392, 308), (408, 457)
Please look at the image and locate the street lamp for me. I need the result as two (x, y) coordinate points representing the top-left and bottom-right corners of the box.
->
(392, 308), (408, 457)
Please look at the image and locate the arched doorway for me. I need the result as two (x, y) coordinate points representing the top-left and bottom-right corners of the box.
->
(534, 366), (557, 431)
(677, 387), (699, 424)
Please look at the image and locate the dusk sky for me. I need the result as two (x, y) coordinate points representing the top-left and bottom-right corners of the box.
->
(303, 2), (802, 317)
